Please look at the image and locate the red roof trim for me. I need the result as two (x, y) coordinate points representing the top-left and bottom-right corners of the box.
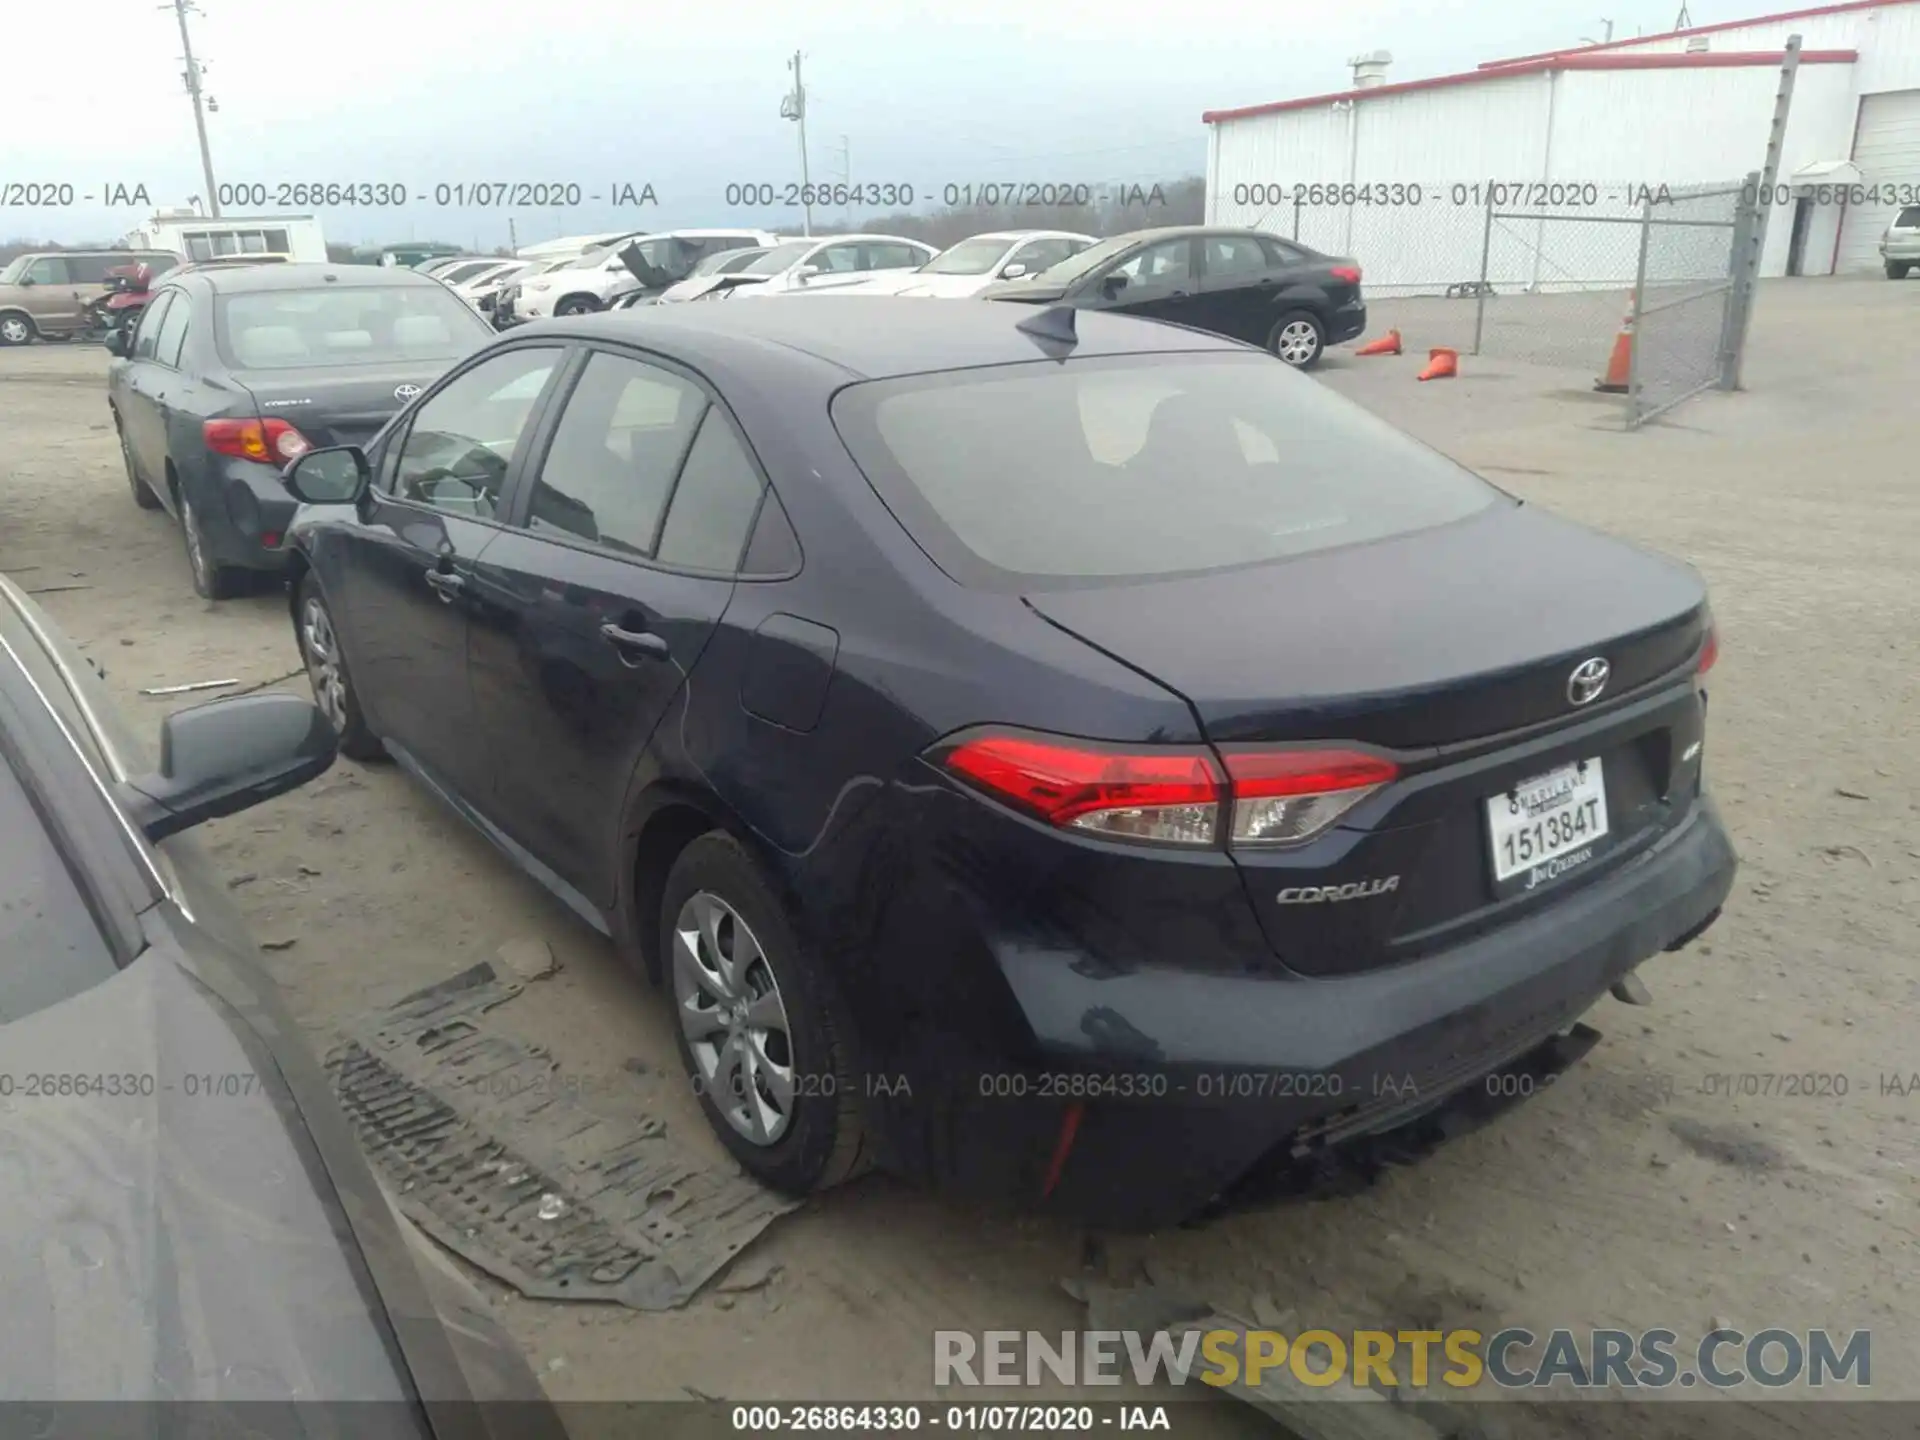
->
(1477, 0), (1901, 68)
(1201, 49), (1857, 124)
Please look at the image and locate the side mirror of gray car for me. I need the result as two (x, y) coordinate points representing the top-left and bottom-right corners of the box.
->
(283, 445), (370, 504)
(1000, 262), (1029, 279)
(104, 328), (132, 357)
(1100, 273), (1128, 297)
(117, 692), (336, 842)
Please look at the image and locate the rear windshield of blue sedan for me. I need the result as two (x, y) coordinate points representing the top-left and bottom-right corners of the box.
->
(832, 352), (1509, 590)
(215, 285), (490, 370)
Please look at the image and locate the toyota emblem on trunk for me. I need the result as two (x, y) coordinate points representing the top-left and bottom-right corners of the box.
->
(1567, 657), (1611, 706)
(394, 384), (422, 402)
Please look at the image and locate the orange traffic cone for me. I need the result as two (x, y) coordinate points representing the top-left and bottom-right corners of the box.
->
(1354, 328), (1402, 357)
(1416, 347), (1458, 381)
(1594, 300), (1635, 393)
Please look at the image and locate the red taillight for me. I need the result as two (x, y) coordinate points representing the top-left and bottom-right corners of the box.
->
(1696, 625), (1719, 677)
(1222, 748), (1397, 846)
(936, 730), (1398, 849)
(1331, 265), (1362, 284)
(203, 417), (312, 465)
(939, 733), (1223, 845)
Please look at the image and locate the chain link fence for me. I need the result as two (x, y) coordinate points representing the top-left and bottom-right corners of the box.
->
(1621, 181), (1749, 427)
(1215, 178), (1760, 427)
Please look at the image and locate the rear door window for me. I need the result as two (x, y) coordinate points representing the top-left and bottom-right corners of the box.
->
(154, 292), (192, 368)
(130, 292), (175, 360)
(832, 353), (1506, 590)
(522, 351), (709, 555)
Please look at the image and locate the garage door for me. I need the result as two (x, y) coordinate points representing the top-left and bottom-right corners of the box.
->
(1837, 88), (1920, 273)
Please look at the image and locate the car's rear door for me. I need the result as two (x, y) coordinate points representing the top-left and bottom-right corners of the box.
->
(118, 289), (178, 497)
(467, 345), (767, 910)
(1194, 233), (1280, 345)
(327, 344), (569, 797)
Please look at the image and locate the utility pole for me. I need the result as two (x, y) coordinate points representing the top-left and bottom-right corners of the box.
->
(165, 0), (222, 217)
(508, 216), (519, 254)
(780, 51), (812, 237)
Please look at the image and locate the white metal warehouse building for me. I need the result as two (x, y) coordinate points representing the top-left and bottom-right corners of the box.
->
(1203, 0), (1920, 294)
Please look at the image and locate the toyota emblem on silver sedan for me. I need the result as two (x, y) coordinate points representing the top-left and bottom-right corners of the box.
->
(1567, 657), (1611, 706)
(394, 384), (422, 402)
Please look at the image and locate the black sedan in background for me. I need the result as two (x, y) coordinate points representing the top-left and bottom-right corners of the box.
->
(979, 225), (1366, 368)
(275, 298), (1734, 1230)
(0, 573), (563, 1433)
(106, 263), (495, 600)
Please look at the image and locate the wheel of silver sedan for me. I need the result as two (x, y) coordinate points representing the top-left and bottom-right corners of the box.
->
(301, 595), (350, 734)
(671, 890), (796, 1146)
(1275, 318), (1322, 366)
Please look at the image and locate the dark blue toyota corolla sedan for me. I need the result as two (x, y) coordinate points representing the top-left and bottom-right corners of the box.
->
(276, 297), (1736, 1229)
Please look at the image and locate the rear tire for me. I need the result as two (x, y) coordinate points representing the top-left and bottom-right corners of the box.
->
(180, 490), (242, 601)
(1888, 261), (1912, 280)
(119, 421), (161, 509)
(296, 574), (384, 761)
(0, 313), (35, 346)
(1268, 310), (1326, 368)
(554, 294), (601, 316)
(660, 832), (870, 1196)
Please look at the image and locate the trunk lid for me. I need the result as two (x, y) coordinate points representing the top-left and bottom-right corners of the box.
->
(1027, 504), (1712, 976)
(229, 362), (457, 450)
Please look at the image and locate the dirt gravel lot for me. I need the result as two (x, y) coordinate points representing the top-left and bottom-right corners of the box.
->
(1, 277), (1914, 1438)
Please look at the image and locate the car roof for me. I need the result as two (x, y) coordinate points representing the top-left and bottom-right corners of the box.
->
(520, 294), (1247, 381)
(190, 262), (449, 293)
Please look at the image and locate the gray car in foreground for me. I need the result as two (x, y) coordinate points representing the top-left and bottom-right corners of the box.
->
(105, 263), (495, 600)
(0, 573), (564, 1437)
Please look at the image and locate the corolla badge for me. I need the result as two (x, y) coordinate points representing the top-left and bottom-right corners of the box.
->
(1567, 657), (1610, 706)
(394, 383), (422, 402)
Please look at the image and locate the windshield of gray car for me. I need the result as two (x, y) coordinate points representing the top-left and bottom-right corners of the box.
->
(215, 285), (492, 370)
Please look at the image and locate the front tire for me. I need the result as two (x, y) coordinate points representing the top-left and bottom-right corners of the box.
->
(296, 575), (383, 760)
(554, 294), (601, 317)
(1888, 261), (1912, 280)
(119, 421), (161, 509)
(660, 833), (870, 1195)
(0, 313), (35, 346)
(180, 491), (242, 600)
(1268, 310), (1326, 368)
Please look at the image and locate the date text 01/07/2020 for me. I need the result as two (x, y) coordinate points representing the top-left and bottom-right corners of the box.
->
(1226, 181), (1692, 209)
(720, 182), (1172, 210)
(209, 181), (659, 209)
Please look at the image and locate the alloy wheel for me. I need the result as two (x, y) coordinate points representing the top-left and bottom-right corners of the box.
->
(671, 891), (796, 1146)
(301, 596), (350, 734)
(0, 316), (30, 345)
(1275, 319), (1321, 366)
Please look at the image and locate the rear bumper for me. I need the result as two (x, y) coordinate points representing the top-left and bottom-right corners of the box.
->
(879, 795), (1735, 1229)
(207, 458), (299, 572)
(1329, 299), (1367, 346)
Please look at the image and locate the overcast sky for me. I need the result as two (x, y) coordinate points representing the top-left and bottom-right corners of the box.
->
(6, 0), (1710, 248)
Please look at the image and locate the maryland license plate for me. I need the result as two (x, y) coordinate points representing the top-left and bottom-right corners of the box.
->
(1487, 758), (1609, 893)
